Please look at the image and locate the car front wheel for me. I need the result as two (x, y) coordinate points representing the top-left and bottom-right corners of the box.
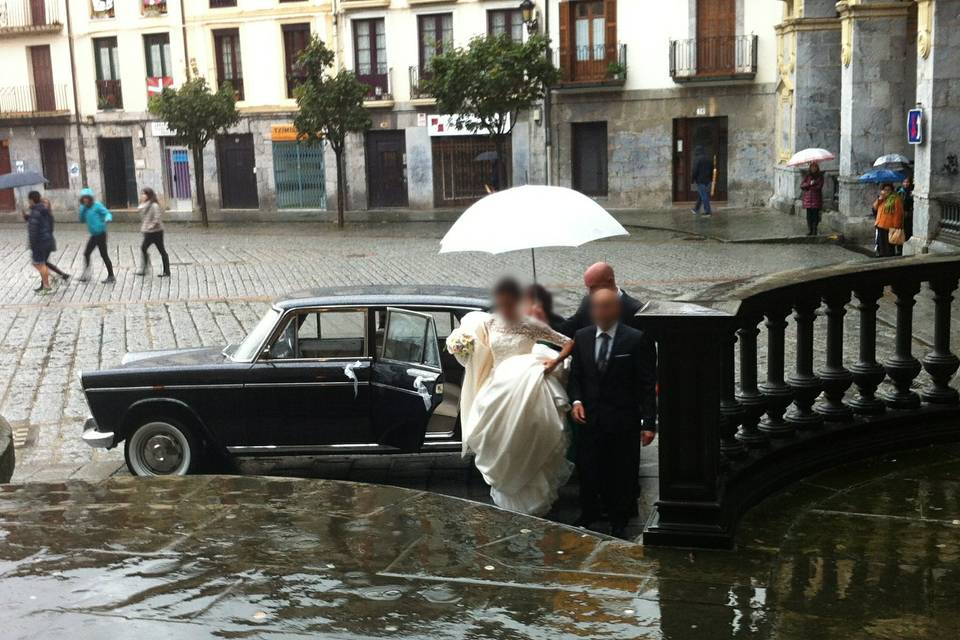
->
(125, 420), (199, 477)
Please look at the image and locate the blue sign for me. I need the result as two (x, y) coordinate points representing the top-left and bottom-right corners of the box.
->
(907, 108), (923, 145)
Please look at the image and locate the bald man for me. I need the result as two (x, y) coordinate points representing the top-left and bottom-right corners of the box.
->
(567, 289), (657, 538)
(559, 262), (644, 338)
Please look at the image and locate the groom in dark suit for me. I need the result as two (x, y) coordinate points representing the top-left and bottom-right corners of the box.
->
(568, 288), (657, 538)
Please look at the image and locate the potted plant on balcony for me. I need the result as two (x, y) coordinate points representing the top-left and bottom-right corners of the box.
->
(606, 61), (627, 82)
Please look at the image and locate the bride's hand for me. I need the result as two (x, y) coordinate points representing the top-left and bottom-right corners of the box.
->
(543, 358), (560, 374)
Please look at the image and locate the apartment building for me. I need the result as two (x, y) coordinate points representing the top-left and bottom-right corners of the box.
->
(1, 0), (785, 218)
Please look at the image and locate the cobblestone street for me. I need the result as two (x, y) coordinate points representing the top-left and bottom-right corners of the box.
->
(0, 213), (863, 488)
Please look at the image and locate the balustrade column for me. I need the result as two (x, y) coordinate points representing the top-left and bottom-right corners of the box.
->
(735, 316), (768, 447)
(786, 298), (823, 429)
(848, 284), (887, 414)
(720, 332), (747, 458)
(921, 276), (960, 405)
(883, 281), (922, 409)
(816, 290), (853, 421)
(759, 305), (794, 437)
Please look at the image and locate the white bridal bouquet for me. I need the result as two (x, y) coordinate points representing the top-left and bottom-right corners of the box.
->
(445, 330), (476, 360)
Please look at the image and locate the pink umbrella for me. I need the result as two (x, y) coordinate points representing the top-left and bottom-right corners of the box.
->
(786, 148), (836, 167)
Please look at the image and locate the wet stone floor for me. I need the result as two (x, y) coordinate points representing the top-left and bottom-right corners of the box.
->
(2, 444), (960, 639)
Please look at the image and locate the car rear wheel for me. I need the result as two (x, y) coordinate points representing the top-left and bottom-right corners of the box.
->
(125, 420), (199, 477)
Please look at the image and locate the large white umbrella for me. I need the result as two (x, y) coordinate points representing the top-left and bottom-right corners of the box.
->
(786, 148), (835, 167)
(873, 153), (911, 167)
(439, 185), (629, 279)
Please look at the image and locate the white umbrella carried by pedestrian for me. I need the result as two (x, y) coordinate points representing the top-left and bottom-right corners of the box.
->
(786, 148), (836, 167)
(873, 153), (911, 168)
(439, 185), (628, 280)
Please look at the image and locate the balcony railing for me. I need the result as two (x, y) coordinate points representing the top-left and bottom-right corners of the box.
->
(0, 84), (68, 118)
(937, 195), (960, 237)
(96, 79), (123, 110)
(640, 254), (960, 548)
(358, 67), (392, 103)
(555, 43), (627, 87)
(408, 66), (431, 100)
(669, 35), (758, 82)
(0, 0), (62, 34)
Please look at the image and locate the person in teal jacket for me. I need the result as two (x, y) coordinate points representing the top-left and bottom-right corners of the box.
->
(78, 187), (115, 283)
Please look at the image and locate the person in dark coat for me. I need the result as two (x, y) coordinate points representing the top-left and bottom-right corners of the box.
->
(800, 162), (825, 236)
(898, 176), (914, 241)
(25, 191), (55, 294)
(690, 146), (714, 216)
(560, 262), (657, 521)
(568, 289), (658, 538)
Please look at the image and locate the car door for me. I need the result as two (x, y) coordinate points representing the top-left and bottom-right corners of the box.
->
(242, 308), (372, 450)
(372, 308), (444, 451)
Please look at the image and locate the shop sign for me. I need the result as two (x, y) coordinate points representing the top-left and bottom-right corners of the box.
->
(271, 124), (304, 142)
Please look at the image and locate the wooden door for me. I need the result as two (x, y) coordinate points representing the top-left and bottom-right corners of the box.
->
(572, 122), (608, 197)
(30, 0), (46, 25)
(29, 46), (55, 112)
(100, 138), (138, 209)
(366, 131), (407, 208)
(0, 142), (14, 211)
(672, 117), (728, 203)
(217, 134), (259, 209)
(696, 0), (736, 75)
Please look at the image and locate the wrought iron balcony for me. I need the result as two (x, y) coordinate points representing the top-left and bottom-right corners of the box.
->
(408, 66), (432, 101)
(555, 43), (627, 88)
(640, 254), (960, 548)
(0, 0), (62, 35)
(96, 79), (123, 110)
(358, 66), (393, 104)
(0, 84), (69, 120)
(669, 35), (758, 83)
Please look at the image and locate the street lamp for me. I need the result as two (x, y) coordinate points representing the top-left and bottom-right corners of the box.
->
(519, 0), (538, 35)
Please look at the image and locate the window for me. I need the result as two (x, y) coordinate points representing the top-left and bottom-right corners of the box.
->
(418, 13), (453, 75)
(142, 0), (167, 14)
(91, 0), (115, 18)
(213, 28), (244, 100)
(39, 139), (68, 189)
(488, 9), (523, 42)
(353, 18), (387, 97)
(209, 0), (236, 7)
(267, 310), (367, 360)
(574, 1), (605, 62)
(382, 311), (440, 369)
(93, 37), (122, 109)
(282, 23), (311, 98)
(144, 33), (172, 78)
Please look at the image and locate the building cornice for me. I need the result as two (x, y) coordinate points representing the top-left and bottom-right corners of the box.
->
(775, 16), (841, 35)
(834, 1), (911, 20)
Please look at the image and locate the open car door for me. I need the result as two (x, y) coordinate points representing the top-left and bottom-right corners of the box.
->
(372, 308), (444, 451)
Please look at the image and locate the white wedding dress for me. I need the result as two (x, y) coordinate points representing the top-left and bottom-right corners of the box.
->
(450, 311), (574, 516)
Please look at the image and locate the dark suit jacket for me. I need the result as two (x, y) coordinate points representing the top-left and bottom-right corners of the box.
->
(560, 290), (643, 338)
(568, 324), (657, 432)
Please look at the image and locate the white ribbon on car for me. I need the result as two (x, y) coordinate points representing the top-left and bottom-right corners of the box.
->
(343, 361), (365, 399)
(412, 376), (434, 411)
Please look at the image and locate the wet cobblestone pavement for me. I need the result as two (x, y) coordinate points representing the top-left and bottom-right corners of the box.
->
(2, 443), (960, 639)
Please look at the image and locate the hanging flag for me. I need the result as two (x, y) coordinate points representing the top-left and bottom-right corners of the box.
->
(147, 76), (174, 97)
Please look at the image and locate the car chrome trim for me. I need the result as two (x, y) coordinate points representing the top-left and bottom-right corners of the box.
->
(243, 381), (362, 388)
(370, 381), (437, 397)
(227, 443), (392, 454)
(82, 418), (114, 449)
(85, 384), (244, 392)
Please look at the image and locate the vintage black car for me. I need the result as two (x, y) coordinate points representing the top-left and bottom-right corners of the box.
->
(81, 286), (487, 476)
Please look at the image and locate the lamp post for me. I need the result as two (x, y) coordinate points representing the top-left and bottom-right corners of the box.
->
(519, 0), (538, 35)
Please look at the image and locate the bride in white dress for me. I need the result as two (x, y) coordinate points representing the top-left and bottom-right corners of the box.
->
(446, 278), (575, 516)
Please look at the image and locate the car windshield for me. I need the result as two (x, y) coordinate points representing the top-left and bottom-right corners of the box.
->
(231, 308), (281, 361)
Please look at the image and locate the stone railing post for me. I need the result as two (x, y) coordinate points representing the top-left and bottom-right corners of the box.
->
(639, 302), (736, 548)
(921, 276), (960, 405)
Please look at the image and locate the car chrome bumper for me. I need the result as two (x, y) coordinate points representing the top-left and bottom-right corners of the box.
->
(82, 418), (115, 449)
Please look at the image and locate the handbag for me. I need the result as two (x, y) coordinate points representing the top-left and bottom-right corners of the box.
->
(888, 227), (906, 245)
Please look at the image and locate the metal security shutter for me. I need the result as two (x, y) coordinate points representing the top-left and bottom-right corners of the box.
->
(272, 141), (326, 210)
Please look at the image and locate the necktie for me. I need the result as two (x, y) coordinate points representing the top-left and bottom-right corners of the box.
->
(597, 333), (611, 373)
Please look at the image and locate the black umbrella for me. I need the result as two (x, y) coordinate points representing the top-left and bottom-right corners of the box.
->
(0, 171), (48, 190)
(473, 151), (499, 162)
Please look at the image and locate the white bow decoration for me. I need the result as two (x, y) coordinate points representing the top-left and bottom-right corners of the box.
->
(412, 376), (433, 411)
(343, 361), (365, 398)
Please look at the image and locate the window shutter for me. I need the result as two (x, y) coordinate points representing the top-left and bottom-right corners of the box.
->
(604, 0), (617, 66)
(558, 1), (571, 81)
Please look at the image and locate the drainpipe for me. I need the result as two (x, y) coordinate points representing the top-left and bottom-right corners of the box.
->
(178, 0), (190, 79)
(64, 0), (88, 185)
(543, 0), (552, 186)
